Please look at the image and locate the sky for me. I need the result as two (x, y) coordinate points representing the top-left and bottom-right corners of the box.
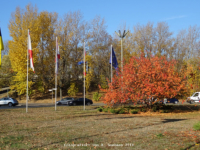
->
(1, 0), (200, 41)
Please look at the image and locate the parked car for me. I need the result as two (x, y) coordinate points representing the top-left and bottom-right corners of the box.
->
(0, 97), (19, 107)
(163, 98), (179, 104)
(56, 97), (75, 105)
(187, 92), (200, 104)
(68, 98), (93, 106)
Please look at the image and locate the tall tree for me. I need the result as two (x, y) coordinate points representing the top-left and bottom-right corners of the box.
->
(89, 16), (112, 84)
(37, 11), (58, 92)
(8, 4), (40, 96)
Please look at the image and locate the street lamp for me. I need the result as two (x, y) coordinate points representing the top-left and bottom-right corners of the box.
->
(115, 30), (129, 75)
(49, 88), (57, 104)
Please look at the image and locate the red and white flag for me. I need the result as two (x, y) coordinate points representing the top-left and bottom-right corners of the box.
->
(55, 37), (60, 74)
(28, 30), (35, 73)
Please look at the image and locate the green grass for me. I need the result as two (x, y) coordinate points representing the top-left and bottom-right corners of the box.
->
(156, 133), (164, 138)
(131, 109), (139, 114)
(1, 105), (200, 149)
(193, 122), (200, 131)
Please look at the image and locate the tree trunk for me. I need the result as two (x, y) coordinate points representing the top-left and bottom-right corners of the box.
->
(60, 88), (62, 100)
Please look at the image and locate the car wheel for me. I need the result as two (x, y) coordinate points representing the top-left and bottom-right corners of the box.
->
(190, 101), (194, 104)
(174, 101), (178, 104)
(87, 102), (91, 106)
(57, 102), (61, 105)
(73, 103), (76, 106)
(8, 103), (13, 107)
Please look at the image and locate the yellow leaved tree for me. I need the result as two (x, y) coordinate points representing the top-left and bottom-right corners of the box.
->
(8, 4), (41, 97)
(85, 55), (94, 92)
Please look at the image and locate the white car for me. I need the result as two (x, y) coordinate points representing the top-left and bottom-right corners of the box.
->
(187, 92), (200, 104)
(56, 97), (75, 105)
(0, 97), (19, 107)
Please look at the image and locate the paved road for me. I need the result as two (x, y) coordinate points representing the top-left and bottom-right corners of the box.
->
(0, 102), (105, 110)
(1, 101), (199, 110)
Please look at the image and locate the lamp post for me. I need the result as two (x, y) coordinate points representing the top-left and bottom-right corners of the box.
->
(49, 88), (57, 105)
(115, 30), (129, 75)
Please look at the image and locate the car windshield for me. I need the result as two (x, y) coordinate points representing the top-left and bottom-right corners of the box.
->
(193, 93), (199, 97)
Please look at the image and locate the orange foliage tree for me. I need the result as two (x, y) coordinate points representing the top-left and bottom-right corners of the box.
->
(100, 54), (190, 107)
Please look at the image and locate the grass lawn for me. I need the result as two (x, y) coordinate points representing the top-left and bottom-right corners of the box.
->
(1, 105), (200, 150)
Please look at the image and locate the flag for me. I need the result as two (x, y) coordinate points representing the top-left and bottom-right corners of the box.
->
(28, 30), (35, 72)
(0, 28), (4, 68)
(109, 47), (118, 70)
(55, 37), (60, 74)
(77, 60), (84, 65)
(0, 28), (4, 50)
(78, 50), (86, 76)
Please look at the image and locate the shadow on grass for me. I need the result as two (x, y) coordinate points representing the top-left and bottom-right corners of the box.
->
(183, 142), (200, 150)
(113, 104), (200, 113)
(161, 119), (187, 123)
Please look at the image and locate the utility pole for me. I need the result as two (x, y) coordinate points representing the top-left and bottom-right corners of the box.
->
(115, 30), (129, 94)
(115, 30), (129, 76)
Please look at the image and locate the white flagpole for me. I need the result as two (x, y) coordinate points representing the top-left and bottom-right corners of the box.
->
(111, 45), (112, 83)
(55, 37), (57, 111)
(26, 29), (29, 113)
(84, 42), (85, 110)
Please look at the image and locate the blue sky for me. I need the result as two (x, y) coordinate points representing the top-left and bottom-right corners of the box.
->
(1, 0), (200, 41)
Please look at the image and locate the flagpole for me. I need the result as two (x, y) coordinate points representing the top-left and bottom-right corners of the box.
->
(83, 42), (86, 110)
(111, 45), (112, 83)
(55, 37), (57, 111)
(83, 42), (85, 110)
(26, 29), (29, 113)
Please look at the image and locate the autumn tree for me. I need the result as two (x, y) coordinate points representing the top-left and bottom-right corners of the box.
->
(0, 55), (14, 88)
(88, 16), (112, 87)
(101, 54), (190, 108)
(57, 11), (90, 93)
(8, 4), (40, 96)
(36, 11), (58, 93)
(129, 22), (175, 58)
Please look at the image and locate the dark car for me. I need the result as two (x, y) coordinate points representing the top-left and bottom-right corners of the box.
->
(68, 98), (93, 106)
(0, 97), (19, 107)
(164, 98), (179, 104)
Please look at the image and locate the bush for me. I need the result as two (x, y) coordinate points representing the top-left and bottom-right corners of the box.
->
(193, 122), (200, 131)
(118, 108), (125, 114)
(100, 75), (108, 89)
(126, 106), (131, 113)
(97, 107), (103, 112)
(110, 108), (116, 114)
(152, 106), (158, 112)
(67, 83), (78, 96)
(93, 92), (102, 102)
(161, 105), (173, 110)
(103, 108), (108, 112)
(141, 108), (147, 112)
(131, 109), (138, 114)
(161, 109), (169, 113)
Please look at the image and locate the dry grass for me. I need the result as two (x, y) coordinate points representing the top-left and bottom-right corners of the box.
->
(1, 105), (200, 150)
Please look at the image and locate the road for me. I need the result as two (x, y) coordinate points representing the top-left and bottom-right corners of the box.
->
(0, 101), (199, 110)
(0, 102), (105, 110)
